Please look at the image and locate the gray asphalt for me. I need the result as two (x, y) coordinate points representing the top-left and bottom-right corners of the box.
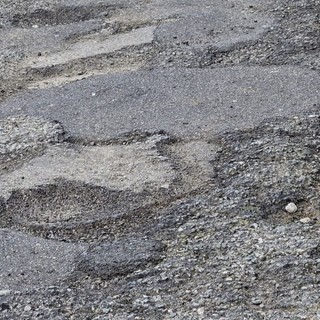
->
(1, 0), (320, 318)
(1, 66), (319, 140)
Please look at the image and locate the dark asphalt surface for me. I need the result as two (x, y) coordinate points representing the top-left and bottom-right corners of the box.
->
(1, 66), (319, 140)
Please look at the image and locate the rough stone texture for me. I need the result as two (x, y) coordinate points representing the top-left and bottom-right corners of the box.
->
(210, 115), (320, 221)
(76, 238), (166, 280)
(0, 0), (320, 319)
(0, 115), (65, 173)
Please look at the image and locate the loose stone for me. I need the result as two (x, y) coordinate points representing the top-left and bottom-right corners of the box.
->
(251, 298), (262, 305)
(300, 217), (311, 224)
(24, 305), (32, 312)
(285, 202), (298, 213)
(0, 290), (11, 296)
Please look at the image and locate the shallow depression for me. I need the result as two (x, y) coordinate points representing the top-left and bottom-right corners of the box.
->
(0, 134), (177, 238)
(3, 181), (150, 225)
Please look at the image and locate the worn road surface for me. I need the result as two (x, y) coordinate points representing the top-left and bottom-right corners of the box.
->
(0, 0), (320, 319)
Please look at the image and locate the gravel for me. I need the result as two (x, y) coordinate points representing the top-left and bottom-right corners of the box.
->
(0, 113), (319, 319)
(0, 0), (319, 319)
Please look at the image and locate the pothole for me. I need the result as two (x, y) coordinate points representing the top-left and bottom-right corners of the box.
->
(10, 4), (120, 28)
(1, 180), (175, 241)
(200, 1), (320, 70)
(167, 140), (220, 192)
(25, 43), (155, 89)
(0, 134), (175, 199)
(210, 114), (320, 224)
(0, 134), (179, 240)
(65, 20), (157, 43)
(0, 228), (86, 290)
(4, 181), (154, 224)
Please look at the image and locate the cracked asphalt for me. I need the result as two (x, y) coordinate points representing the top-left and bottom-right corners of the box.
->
(0, 0), (319, 319)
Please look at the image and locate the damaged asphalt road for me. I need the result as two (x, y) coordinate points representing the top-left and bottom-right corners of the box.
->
(0, 0), (319, 319)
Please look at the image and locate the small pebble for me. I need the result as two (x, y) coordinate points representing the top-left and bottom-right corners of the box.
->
(285, 202), (298, 213)
(0, 290), (11, 296)
(24, 305), (32, 312)
(197, 307), (205, 316)
(300, 217), (311, 224)
(251, 298), (262, 305)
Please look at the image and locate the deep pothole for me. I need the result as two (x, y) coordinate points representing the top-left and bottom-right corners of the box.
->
(10, 4), (121, 28)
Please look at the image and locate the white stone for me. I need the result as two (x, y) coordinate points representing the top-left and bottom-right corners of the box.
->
(197, 307), (205, 316)
(24, 305), (32, 312)
(0, 290), (11, 296)
(300, 217), (311, 224)
(285, 202), (298, 213)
